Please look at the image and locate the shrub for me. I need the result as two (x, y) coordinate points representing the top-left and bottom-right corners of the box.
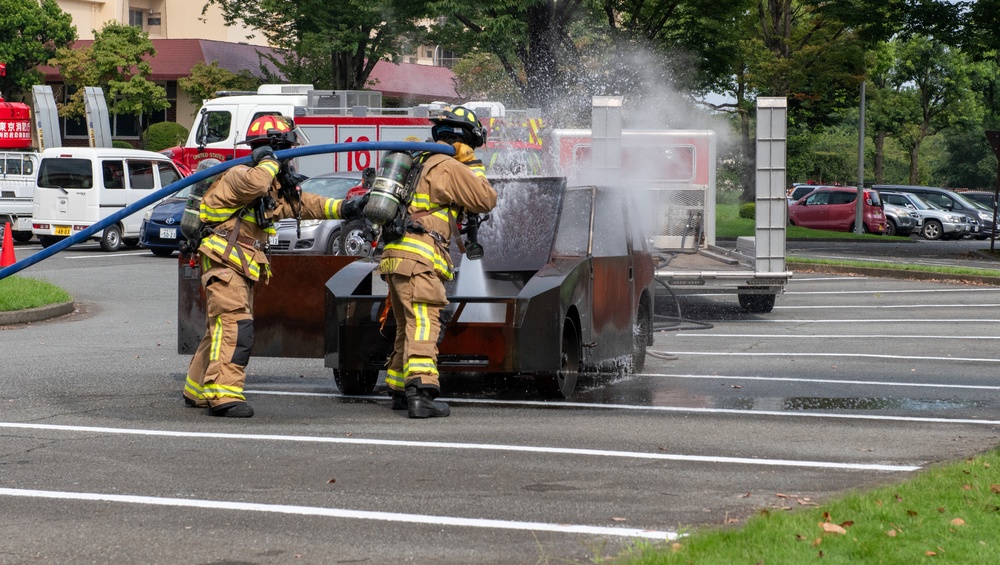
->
(738, 202), (755, 219)
(142, 122), (189, 152)
(111, 140), (134, 149)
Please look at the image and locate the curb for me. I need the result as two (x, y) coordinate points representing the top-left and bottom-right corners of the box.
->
(787, 262), (1000, 286)
(0, 301), (76, 326)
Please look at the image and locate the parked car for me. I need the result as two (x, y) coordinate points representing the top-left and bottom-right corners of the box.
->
(139, 184), (191, 256)
(958, 191), (997, 210)
(787, 186), (886, 234)
(881, 201), (918, 237)
(270, 172), (367, 256)
(874, 185), (997, 240)
(786, 183), (819, 204)
(879, 191), (973, 240)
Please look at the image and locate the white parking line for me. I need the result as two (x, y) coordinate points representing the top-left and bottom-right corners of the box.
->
(776, 304), (1000, 309)
(245, 390), (1000, 427)
(708, 319), (1000, 323)
(662, 351), (1000, 362)
(0, 488), (677, 540)
(0, 422), (918, 472)
(64, 251), (151, 259)
(786, 288), (1000, 295)
(646, 373), (1000, 391)
(675, 333), (1000, 340)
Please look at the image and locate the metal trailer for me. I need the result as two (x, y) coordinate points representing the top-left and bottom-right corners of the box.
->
(547, 97), (791, 314)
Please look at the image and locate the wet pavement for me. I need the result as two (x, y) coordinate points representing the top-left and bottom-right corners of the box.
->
(1, 240), (999, 563)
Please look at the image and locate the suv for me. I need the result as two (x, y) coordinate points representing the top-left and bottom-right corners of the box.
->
(881, 200), (918, 236)
(874, 185), (997, 240)
(879, 191), (972, 240)
(787, 186), (886, 234)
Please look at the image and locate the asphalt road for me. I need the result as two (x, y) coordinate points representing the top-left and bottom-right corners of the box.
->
(2, 240), (1000, 564)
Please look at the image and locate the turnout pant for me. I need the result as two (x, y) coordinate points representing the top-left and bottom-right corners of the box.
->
(184, 260), (255, 408)
(384, 268), (447, 393)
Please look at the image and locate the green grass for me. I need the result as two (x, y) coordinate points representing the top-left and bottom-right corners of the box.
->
(788, 257), (1000, 278)
(716, 203), (901, 241)
(0, 276), (72, 312)
(618, 449), (1000, 564)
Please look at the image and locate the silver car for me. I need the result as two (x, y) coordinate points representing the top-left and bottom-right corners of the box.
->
(880, 191), (972, 240)
(881, 201), (918, 236)
(271, 172), (367, 255)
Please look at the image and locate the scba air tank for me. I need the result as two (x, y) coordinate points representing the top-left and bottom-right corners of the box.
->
(364, 151), (414, 226)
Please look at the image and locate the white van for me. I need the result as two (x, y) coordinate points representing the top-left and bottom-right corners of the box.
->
(0, 151), (41, 242)
(32, 147), (184, 251)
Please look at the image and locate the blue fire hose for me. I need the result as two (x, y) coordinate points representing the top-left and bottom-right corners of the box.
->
(0, 141), (454, 281)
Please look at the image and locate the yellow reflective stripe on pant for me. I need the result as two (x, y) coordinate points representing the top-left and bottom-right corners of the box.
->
(412, 302), (431, 341)
(202, 382), (246, 401)
(184, 376), (205, 400)
(386, 368), (405, 389)
(405, 356), (438, 378)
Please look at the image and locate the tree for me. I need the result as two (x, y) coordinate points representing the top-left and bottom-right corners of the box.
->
(178, 61), (260, 114)
(0, 0), (75, 101)
(49, 22), (168, 132)
(889, 35), (979, 184)
(202, 0), (430, 91)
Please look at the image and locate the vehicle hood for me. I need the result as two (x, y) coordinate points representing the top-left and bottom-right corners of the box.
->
(149, 197), (186, 221)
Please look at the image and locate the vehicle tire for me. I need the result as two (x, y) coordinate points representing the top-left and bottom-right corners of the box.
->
(39, 235), (64, 248)
(884, 219), (897, 237)
(333, 369), (379, 395)
(739, 293), (776, 314)
(326, 228), (343, 255)
(338, 219), (369, 257)
(535, 317), (581, 399)
(123, 237), (140, 248)
(150, 247), (174, 257)
(12, 231), (33, 243)
(632, 300), (651, 373)
(922, 220), (943, 240)
(848, 222), (869, 234)
(100, 225), (123, 252)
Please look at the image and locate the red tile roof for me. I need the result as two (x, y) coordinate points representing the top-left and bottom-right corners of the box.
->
(38, 39), (460, 103)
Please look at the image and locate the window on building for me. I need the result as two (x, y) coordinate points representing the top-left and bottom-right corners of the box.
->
(60, 81), (177, 141)
(129, 9), (144, 29)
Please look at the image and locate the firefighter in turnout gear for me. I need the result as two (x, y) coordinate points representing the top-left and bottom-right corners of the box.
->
(380, 106), (497, 418)
(183, 116), (369, 417)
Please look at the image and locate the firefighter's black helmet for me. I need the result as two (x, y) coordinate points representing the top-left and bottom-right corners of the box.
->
(430, 106), (486, 148)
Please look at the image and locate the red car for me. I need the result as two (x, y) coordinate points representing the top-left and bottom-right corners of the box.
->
(788, 186), (886, 234)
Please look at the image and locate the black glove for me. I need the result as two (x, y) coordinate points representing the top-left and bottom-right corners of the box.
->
(340, 193), (370, 220)
(251, 145), (275, 166)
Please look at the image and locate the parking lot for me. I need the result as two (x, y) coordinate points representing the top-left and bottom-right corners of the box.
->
(1, 241), (999, 563)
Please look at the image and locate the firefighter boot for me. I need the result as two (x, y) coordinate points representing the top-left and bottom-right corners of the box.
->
(390, 390), (407, 410)
(208, 401), (255, 418)
(405, 383), (450, 418)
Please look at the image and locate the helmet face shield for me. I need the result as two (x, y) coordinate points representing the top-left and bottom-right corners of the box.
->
(429, 106), (486, 148)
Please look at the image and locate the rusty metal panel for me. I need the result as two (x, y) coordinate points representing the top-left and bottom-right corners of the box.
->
(178, 253), (358, 358)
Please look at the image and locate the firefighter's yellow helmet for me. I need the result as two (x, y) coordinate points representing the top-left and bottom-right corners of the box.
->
(240, 115), (298, 149)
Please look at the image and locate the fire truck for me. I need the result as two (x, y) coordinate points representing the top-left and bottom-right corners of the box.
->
(0, 96), (39, 243)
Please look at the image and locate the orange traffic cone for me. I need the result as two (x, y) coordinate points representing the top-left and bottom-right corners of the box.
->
(1, 222), (15, 268)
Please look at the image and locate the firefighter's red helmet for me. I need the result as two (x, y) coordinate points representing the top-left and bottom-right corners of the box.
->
(240, 115), (298, 149)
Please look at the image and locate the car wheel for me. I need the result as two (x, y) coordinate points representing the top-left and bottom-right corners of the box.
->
(739, 293), (776, 314)
(535, 317), (581, 399)
(326, 228), (343, 255)
(884, 219), (897, 237)
(922, 220), (943, 240)
(100, 225), (122, 252)
(338, 220), (369, 257)
(848, 222), (869, 234)
(12, 231), (33, 243)
(123, 237), (140, 248)
(332, 369), (379, 395)
(150, 247), (174, 257)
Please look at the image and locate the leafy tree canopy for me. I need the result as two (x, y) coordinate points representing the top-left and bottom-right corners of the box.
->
(0, 0), (75, 101)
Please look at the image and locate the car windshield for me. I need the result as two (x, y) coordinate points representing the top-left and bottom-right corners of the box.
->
(300, 176), (362, 199)
(905, 194), (940, 211)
